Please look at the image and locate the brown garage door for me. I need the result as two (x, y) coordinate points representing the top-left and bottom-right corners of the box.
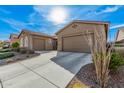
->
(33, 38), (45, 51)
(62, 34), (93, 53)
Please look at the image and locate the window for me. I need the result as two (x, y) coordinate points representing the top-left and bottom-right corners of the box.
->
(24, 36), (28, 47)
(48, 39), (52, 44)
(20, 38), (23, 47)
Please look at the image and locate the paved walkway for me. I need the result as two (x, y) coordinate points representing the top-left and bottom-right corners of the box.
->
(0, 51), (92, 88)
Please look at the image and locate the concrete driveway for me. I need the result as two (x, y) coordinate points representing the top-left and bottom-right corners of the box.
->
(0, 51), (92, 88)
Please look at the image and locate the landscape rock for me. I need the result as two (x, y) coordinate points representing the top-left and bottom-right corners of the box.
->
(0, 60), (7, 65)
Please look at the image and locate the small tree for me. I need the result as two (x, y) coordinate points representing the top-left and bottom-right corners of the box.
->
(84, 29), (114, 87)
(12, 42), (19, 48)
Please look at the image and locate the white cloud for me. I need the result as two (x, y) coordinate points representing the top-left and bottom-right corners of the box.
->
(0, 18), (33, 31)
(32, 6), (69, 25)
(0, 18), (23, 31)
(110, 24), (124, 29)
(97, 6), (121, 14)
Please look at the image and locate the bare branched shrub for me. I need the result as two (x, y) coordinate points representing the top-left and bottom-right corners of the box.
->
(84, 29), (114, 87)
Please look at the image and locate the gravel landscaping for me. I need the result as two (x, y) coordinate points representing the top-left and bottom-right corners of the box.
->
(67, 63), (124, 88)
(0, 52), (40, 66)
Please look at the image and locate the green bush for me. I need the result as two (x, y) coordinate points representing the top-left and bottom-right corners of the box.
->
(109, 52), (124, 70)
(12, 42), (19, 48)
(0, 52), (14, 59)
(0, 49), (12, 52)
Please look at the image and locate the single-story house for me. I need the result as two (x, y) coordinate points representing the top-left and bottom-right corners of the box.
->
(9, 34), (19, 46)
(18, 29), (57, 51)
(56, 20), (109, 53)
(115, 28), (124, 46)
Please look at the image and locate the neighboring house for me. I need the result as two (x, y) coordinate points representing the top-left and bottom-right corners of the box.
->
(9, 34), (19, 46)
(18, 29), (57, 51)
(116, 28), (124, 46)
(3, 40), (10, 49)
(56, 20), (109, 53)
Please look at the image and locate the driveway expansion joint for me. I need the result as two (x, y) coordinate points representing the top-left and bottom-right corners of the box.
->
(0, 79), (3, 88)
(19, 62), (60, 88)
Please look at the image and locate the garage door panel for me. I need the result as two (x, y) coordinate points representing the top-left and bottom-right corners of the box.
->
(62, 35), (93, 53)
(33, 38), (45, 51)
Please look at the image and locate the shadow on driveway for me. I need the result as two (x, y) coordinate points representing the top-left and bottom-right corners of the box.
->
(51, 52), (92, 74)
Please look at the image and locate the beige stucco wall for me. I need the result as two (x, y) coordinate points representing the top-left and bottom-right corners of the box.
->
(116, 29), (124, 41)
(57, 22), (107, 51)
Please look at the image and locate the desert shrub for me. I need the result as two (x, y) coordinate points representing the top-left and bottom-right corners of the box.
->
(114, 47), (124, 57)
(0, 52), (14, 59)
(0, 49), (12, 52)
(27, 50), (34, 54)
(20, 48), (34, 54)
(20, 48), (27, 54)
(12, 42), (19, 48)
(109, 52), (124, 70)
(12, 48), (20, 52)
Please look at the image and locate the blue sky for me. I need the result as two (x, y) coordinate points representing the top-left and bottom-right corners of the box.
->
(0, 5), (124, 41)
